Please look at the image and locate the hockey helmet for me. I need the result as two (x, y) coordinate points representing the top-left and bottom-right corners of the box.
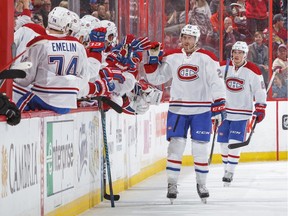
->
(67, 11), (81, 36)
(180, 24), (201, 43)
(48, 7), (72, 33)
(232, 41), (249, 54)
(100, 20), (118, 44)
(75, 15), (101, 42)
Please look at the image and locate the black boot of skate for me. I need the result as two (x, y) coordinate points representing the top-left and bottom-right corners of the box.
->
(167, 183), (178, 204)
(196, 184), (209, 204)
(222, 171), (233, 187)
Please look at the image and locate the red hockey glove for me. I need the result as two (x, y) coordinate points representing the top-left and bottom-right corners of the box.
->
(89, 27), (107, 52)
(147, 42), (163, 64)
(211, 98), (227, 125)
(131, 36), (151, 52)
(89, 77), (115, 96)
(99, 67), (126, 84)
(253, 103), (266, 123)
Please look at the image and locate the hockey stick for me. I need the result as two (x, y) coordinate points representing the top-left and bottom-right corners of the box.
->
(0, 69), (26, 79)
(102, 153), (120, 201)
(208, 119), (218, 165)
(266, 68), (279, 93)
(228, 119), (257, 149)
(0, 69), (26, 88)
(99, 100), (120, 207)
(78, 96), (123, 114)
(224, 58), (230, 81)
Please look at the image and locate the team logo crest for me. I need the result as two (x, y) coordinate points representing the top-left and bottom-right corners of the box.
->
(226, 77), (245, 91)
(177, 65), (199, 81)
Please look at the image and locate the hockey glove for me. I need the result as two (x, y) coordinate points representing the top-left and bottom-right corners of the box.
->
(93, 77), (115, 96)
(89, 27), (107, 52)
(211, 98), (227, 125)
(147, 42), (163, 64)
(99, 67), (126, 84)
(131, 36), (151, 52)
(253, 103), (266, 123)
(0, 94), (21, 126)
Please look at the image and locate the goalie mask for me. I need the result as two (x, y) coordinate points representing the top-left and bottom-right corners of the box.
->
(48, 7), (72, 33)
(180, 24), (201, 43)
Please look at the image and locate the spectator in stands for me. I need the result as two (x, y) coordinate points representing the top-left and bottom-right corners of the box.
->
(223, 17), (245, 59)
(247, 31), (269, 88)
(59, 0), (68, 8)
(273, 14), (287, 44)
(39, 0), (52, 27)
(272, 73), (287, 98)
(272, 44), (288, 85)
(245, 0), (268, 40)
(92, 4), (110, 20)
(193, 0), (212, 18)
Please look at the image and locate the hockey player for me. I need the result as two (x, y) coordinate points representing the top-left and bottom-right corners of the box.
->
(218, 41), (267, 186)
(0, 93), (21, 126)
(15, 7), (114, 114)
(144, 24), (226, 204)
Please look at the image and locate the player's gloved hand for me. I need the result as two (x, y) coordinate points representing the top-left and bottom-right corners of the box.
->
(147, 42), (163, 64)
(253, 103), (266, 123)
(99, 67), (126, 84)
(94, 77), (115, 96)
(112, 34), (135, 53)
(131, 37), (151, 52)
(89, 27), (107, 52)
(0, 94), (21, 126)
(211, 98), (226, 125)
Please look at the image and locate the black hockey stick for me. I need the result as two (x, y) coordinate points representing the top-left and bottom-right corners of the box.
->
(224, 58), (230, 81)
(228, 120), (257, 149)
(208, 119), (218, 165)
(99, 100), (120, 207)
(0, 69), (26, 79)
(0, 69), (26, 88)
(103, 154), (120, 201)
(78, 96), (122, 114)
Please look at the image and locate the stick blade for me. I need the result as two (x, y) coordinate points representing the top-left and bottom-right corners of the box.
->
(0, 69), (26, 79)
(104, 193), (120, 201)
(228, 141), (248, 149)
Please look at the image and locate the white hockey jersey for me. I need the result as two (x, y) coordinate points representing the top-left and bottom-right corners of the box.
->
(219, 60), (267, 120)
(14, 35), (89, 109)
(13, 23), (47, 103)
(145, 48), (226, 115)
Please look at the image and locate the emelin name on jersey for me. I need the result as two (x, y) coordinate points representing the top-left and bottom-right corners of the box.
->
(51, 42), (77, 52)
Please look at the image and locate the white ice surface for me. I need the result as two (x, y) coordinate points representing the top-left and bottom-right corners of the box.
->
(79, 161), (288, 216)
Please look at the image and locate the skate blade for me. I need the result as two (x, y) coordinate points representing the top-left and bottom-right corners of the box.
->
(169, 198), (175, 204)
(201, 198), (207, 204)
(223, 182), (231, 187)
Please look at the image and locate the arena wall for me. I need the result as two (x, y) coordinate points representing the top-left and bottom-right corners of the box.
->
(0, 101), (287, 215)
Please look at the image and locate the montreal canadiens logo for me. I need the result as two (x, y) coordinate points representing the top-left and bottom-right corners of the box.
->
(177, 65), (199, 81)
(226, 77), (245, 91)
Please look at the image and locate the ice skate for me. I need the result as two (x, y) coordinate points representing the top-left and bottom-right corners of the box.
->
(196, 184), (209, 204)
(167, 183), (178, 204)
(222, 171), (233, 187)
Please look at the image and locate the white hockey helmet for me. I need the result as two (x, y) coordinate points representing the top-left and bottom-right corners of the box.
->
(232, 41), (249, 54)
(67, 11), (81, 36)
(81, 15), (101, 29)
(180, 24), (201, 43)
(231, 41), (249, 60)
(100, 20), (118, 44)
(75, 15), (101, 43)
(48, 7), (72, 33)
